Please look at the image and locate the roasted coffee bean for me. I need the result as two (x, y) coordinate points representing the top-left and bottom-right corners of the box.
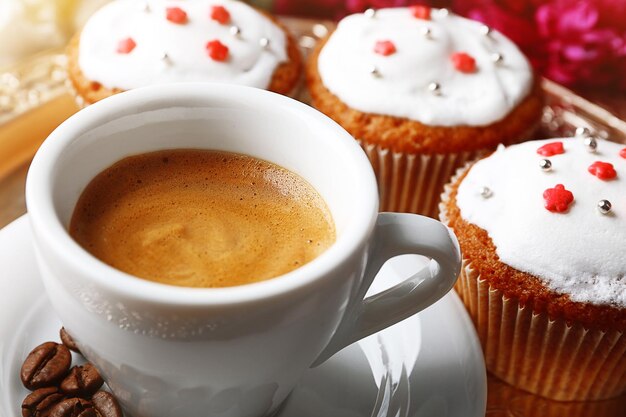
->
(22, 387), (65, 417)
(91, 391), (123, 417)
(59, 328), (81, 354)
(21, 342), (72, 390)
(60, 364), (104, 397)
(48, 398), (96, 417)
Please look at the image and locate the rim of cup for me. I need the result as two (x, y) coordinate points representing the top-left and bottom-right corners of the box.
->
(26, 83), (379, 306)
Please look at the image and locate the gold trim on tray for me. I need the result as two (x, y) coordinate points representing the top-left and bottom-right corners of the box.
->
(0, 17), (625, 416)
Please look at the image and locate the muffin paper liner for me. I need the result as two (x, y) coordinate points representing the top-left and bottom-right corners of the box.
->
(357, 120), (540, 217)
(358, 141), (483, 218)
(440, 171), (626, 401)
(455, 260), (626, 401)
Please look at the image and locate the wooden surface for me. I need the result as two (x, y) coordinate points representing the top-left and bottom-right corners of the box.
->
(0, 94), (79, 227)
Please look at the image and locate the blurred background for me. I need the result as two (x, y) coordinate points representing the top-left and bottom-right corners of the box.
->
(2, 0), (625, 95)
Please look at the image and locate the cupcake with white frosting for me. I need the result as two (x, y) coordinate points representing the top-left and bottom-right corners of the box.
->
(440, 134), (626, 401)
(306, 6), (543, 217)
(67, 0), (301, 105)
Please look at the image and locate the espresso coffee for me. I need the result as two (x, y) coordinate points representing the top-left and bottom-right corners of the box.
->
(69, 150), (336, 288)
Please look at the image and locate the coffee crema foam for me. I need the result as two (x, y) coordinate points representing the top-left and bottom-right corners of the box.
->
(70, 150), (336, 288)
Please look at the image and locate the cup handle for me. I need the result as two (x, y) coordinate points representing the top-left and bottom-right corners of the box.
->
(312, 212), (461, 366)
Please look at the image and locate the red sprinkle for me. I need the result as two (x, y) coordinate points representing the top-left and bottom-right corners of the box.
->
(410, 5), (431, 20)
(166, 7), (188, 24)
(451, 52), (476, 73)
(588, 161), (617, 180)
(116, 37), (136, 54)
(620, 148), (626, 159)
(210, 5), (230, 24)
(374, 40), (396, 56)
(206, 40), (229, 61)
(537, 141), (564, 157)
(543, 184), (574, 213)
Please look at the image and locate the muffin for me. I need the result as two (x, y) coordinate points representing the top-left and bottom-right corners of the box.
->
(67, 0), (301, 105)
(440, 135), (626, 401)
(307, 6), (543, 217)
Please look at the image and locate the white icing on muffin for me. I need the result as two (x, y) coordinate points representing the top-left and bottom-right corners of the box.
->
(456, 137), (626, 307)
(317, 7), (533, 127)
(78, 0), (288, 90)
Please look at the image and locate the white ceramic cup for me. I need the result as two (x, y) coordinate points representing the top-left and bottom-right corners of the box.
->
(26, 84), (461, 417)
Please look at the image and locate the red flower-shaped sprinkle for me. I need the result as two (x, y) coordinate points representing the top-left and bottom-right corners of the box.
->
(116, 37), (136, 54)
(451, 52), (476, 73)
(166, 7), (188, 24)
(537, 141), (564, 157)
(374, 40), (396, 56)
(588, 161), (617, 180)
(543, 184), (574, 213)
(410, 5), (431, 20)
(210, 5), (230, 24)
(620, 148), (626, 159)
(206, 40), (229, 61)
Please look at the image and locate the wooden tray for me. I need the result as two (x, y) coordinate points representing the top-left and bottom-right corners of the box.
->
(1, 17), (625, 417)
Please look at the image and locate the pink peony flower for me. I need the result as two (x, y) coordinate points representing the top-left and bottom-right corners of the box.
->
(535, 0), (626, 89)
(453, 0), (626, 91)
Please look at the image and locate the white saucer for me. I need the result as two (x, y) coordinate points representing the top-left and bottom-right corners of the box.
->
(0, 216), (486, 417)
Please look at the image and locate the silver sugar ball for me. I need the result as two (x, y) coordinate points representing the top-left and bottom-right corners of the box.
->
(575, 126), (591, 137)
(480, 25), (492, 36)
(259, 37), (270, 49)
(491, 53), (504, 65)
(364, 8), (376, 18)
(230, 25), (242, 37)
(159, 52), (170, 62)
(369, 66), (381, 78)
(539, 159), (552, 172)
(584, 136), (598, 153)
(438, 8), (450, 17)
(428, 82), (441, 95)
(480, 186), (493, 199)
(420, 27), (433, 39)
(598, 199), (612, 214)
